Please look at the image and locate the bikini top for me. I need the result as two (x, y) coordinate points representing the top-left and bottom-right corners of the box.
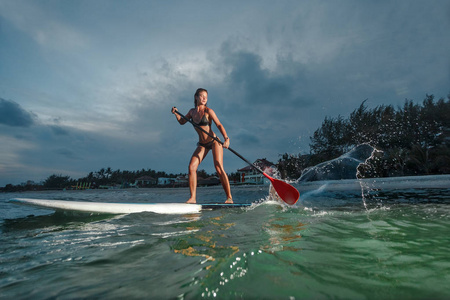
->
(192, 114), (210, 127)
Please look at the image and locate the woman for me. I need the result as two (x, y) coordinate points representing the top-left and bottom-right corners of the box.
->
(171, 88), (233, 204)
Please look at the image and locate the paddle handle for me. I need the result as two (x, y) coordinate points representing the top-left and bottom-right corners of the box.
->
(174, 109), (265, 175)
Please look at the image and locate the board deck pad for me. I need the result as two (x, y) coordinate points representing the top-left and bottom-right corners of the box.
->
(10, 198), (252, 215)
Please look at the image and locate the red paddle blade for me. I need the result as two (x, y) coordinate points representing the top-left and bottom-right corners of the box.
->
(265, 174), (299, 205)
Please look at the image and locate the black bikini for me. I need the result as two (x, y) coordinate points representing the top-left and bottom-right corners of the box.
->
(193, 114), (210, 127)
(197, 139), (216, 150)
(193, 113), (218, 150)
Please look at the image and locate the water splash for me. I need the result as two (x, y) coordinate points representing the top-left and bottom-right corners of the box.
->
(295, 144), (390, 211)
(299, 144), (375, 182)
(357, 147), (385, 211)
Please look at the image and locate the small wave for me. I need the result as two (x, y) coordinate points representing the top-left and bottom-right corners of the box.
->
(92, 239), (145, 248)
(153, 216), (201, 226)
(151, 229), (200, 238)
(312, 210), (332, 217)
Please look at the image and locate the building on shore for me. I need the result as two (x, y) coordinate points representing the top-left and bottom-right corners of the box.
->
(135, 176), (157, 187)
(157, 176), (189, 187)
(236, 158), (276, 185)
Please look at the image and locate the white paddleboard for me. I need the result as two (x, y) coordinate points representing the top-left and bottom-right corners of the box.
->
(10, 198), (251, 215)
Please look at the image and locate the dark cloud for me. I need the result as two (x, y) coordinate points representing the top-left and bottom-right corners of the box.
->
(0, 98), (35, 127)
(55, 148), (79, 160)
(220, 45), (310, 108)
(233, 131), (260, 147)
(50, 125), (70, 136)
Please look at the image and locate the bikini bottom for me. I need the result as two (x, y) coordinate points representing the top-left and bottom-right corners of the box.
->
(197, 136), (220, 150)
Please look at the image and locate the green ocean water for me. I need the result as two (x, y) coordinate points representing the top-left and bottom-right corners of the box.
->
(1, 175), (449, 299)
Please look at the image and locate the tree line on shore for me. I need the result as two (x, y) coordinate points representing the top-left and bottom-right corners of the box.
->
(2, 93), (449, 191)
(277, 94), (450, 179)
(1, 167), (242, 192)
(2, 168), (202, 192)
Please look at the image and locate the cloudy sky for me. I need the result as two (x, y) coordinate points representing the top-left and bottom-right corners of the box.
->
(0, 0), (449, 186)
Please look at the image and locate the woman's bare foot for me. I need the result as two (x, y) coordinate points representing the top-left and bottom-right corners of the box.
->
(186, 198), (196, 204)
(225, 198), (233, 204)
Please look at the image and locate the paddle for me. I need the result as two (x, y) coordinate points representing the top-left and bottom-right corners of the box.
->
(174, 109), (300, 205)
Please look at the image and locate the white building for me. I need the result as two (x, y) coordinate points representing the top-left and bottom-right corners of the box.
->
(237, 158), (276, 185)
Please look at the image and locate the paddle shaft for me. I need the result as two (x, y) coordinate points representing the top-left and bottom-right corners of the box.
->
(174, 110), (266, 176)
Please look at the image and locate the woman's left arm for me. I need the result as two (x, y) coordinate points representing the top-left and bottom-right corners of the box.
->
(208, 109), (230, 148)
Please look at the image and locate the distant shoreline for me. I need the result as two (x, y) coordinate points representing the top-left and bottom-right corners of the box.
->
(2, 173), (449, 193)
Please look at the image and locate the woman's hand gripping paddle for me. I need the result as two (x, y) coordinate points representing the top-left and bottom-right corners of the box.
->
(174, 109), (300, 205)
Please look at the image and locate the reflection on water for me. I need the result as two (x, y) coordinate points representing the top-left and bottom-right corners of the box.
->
(263, 219), (306, 252)
(171, 214), (240, 264)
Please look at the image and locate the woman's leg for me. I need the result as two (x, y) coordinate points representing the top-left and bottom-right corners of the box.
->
(187, 146), (208, 203)
(212, 142), (233, 203)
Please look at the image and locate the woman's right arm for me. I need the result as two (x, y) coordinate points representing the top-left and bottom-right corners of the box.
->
(172, 107), (190, 125)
